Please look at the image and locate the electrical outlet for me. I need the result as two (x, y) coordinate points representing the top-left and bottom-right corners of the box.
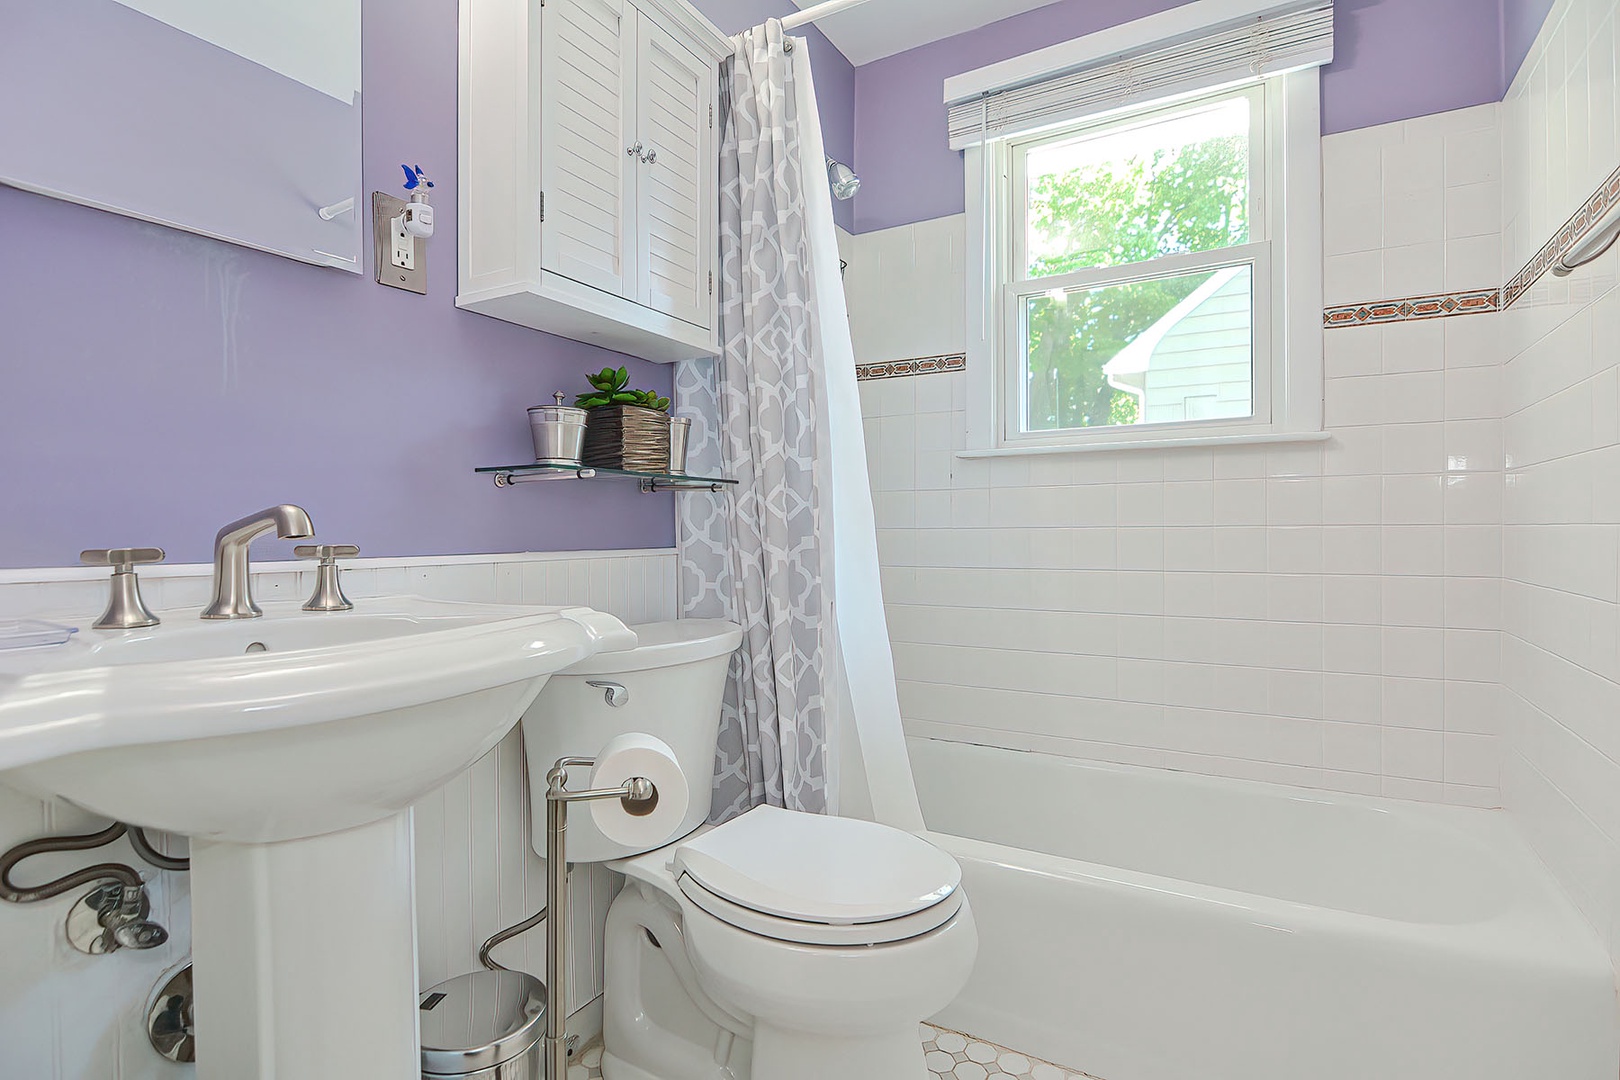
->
(392, 215), (415, 271)
(372, 192), (426, 294)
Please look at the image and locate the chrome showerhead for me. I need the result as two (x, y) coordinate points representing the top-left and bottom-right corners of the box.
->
(826, 157), (861, 200)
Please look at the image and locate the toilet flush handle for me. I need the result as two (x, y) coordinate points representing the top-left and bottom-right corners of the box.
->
(586, 680), (629, 707)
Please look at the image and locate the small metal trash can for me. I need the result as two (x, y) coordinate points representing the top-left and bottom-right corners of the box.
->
(420, 970), (546, 1080)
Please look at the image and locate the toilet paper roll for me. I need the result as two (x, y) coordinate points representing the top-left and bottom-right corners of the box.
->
(589, 733), (691, 850)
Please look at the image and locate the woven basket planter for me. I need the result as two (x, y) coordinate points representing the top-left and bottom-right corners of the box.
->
(580, 405), (672, 472)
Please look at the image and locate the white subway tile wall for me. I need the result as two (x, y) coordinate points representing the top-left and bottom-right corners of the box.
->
(1323, 104), (1502, 304)
(1500, 0), (1620, 968)
(846, 109), (1506, 808)
(0, 549), (678, 1080)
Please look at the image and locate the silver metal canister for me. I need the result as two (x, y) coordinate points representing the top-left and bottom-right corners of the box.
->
(668, 416), (693, 475)
(528, 393), (588, 466)
(419, 969), (545, 1079)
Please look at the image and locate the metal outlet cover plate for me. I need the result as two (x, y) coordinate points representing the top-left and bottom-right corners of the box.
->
(372, 191), (426, 294)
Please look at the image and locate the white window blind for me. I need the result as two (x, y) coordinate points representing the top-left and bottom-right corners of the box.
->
(947, 1), (1333, 149)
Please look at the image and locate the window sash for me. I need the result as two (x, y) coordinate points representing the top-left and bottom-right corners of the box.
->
(1010, 84), (1268, 287)
(1001, 243), (1273, 445)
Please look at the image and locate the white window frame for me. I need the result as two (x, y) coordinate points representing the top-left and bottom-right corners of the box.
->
(963, 69), (1324, 455)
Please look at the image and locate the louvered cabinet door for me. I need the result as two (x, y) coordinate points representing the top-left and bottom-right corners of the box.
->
(539, 0), (639, 298)
(633, 14), (715, 330)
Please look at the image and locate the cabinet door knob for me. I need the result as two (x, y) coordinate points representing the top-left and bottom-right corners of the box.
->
(642, 148), (657, 165)
(627, 142), (643, 157)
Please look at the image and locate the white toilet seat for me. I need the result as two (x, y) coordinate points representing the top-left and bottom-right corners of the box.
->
(672, 805), (961, 923)
(676, 872), (964, 945)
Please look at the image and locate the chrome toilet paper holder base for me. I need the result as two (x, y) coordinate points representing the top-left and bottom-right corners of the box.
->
(543, 758), (658, 1080)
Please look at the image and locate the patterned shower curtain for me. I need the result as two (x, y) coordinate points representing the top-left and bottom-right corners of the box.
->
(674, 20), (834, 821)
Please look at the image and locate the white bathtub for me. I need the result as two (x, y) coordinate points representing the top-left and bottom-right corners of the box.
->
(909, 737), (1618, 1080)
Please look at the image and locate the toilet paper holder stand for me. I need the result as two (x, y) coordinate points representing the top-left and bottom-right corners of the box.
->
(543, 757), (659, 1080)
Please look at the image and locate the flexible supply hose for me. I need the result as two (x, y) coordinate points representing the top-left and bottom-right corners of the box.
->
(0, 822), (189, 904)
(128, 827), (190, 873)
(0, 823), (141, 903)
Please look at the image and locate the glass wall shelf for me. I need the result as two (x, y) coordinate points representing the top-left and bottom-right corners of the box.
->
(475, 463), (738, 493)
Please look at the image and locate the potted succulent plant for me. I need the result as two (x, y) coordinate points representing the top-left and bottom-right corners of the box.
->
(576, 366), (674, 472)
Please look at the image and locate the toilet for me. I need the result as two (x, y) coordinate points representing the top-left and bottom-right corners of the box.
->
(521, 619), (977, 1080)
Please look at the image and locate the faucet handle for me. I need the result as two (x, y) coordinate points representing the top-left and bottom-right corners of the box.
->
(294, 545), (360, 560)
(80, 548), (164, 630)
(295, 545), (358, 612)
(81, 547), (165, 570)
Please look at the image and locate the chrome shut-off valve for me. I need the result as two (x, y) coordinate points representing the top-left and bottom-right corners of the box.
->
(66, 883), (169, 955)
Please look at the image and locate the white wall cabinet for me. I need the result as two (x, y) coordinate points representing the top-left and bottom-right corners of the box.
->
(458, 0), (729, 363)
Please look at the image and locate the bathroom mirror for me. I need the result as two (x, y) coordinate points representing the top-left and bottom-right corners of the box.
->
(0, 0), (363, 272)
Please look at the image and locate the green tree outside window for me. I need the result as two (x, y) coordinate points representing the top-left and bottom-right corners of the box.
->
(1022, 123), (1250, 432)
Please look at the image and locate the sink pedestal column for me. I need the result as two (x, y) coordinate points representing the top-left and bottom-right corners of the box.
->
(189, 810), (421, 1079)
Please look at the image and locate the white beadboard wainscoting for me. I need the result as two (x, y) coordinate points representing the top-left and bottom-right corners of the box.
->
(0, 548), (677, 1080)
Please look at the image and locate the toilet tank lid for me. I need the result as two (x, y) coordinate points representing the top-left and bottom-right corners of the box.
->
(562, 619), (743, 675)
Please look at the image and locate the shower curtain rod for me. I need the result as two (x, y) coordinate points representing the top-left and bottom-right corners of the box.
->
(781, 0), (875, 31)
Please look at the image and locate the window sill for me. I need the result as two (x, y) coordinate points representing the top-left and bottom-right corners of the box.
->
(957, 430), (1332, 458)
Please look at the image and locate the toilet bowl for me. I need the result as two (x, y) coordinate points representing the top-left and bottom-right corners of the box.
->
(520, 620), (977, 1080)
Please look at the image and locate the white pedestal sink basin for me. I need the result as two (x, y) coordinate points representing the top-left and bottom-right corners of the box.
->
(0, 597), (635, 1080)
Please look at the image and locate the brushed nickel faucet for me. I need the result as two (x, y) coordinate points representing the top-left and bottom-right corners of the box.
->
(295, 544), (360, 612)
(201, 505), (315, 620)
(80, 547), (166, 629)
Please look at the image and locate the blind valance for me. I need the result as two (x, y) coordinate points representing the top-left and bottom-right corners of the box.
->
(946, 1), (1333, 149)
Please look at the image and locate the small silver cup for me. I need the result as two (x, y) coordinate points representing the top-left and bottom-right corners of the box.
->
(668, 416), (693, 475)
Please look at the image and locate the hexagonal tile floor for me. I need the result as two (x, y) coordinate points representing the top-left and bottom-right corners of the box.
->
(921, 1024), (1094, 1080)
(571, 1025), (1093, 1080)
(571, 1040), (603, 1080)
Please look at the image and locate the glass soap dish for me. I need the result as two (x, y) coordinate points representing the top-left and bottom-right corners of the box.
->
(0, 619), (79, 651)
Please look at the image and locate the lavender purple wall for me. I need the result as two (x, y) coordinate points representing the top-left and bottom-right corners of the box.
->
(0, 0), (673, 569)
(1503, 0), (1559, 84)
(851, 0), (1530, 234)
(0, 0), (860, 570)
(1321, 0), (1503, 135)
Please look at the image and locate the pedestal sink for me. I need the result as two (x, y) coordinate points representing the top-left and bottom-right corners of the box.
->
(0, 597), (635, 1079)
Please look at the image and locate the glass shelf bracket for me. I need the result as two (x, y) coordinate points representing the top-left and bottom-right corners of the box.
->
(475, 464), (738, 493)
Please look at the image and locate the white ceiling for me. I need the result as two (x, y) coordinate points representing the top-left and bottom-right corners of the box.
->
(791, 0), (1073, 66)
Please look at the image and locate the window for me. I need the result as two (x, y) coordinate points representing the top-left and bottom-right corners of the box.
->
(1010, 89), (1266, 440)
(955, 3), (1328, 453)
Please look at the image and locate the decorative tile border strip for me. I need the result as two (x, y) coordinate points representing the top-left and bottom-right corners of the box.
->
(1326, 159), (1620, 329)
(1503, 160), (1620, 308)
(856, 353), (966, 381)
(1323, 287), (1500, 328)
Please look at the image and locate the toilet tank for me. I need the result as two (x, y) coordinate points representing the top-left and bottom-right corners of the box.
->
(520, 619), (742, 864)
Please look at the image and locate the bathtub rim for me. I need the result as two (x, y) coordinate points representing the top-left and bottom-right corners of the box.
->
(910, 738), (1611, 970)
